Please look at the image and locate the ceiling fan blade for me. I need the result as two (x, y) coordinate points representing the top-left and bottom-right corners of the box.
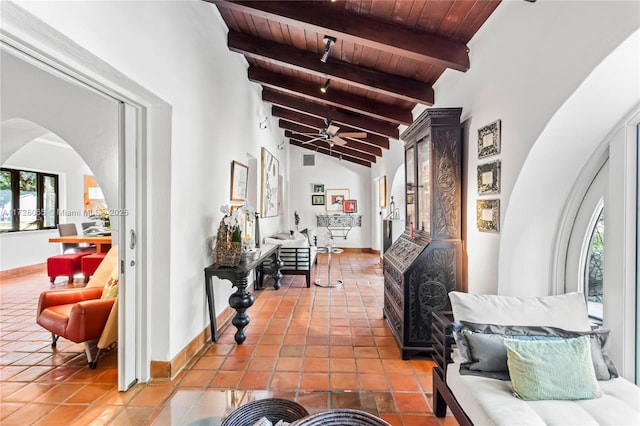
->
(302, 136), (323, 145)
(290, 129), (321, 136)
(327, 124), (340, 135)
(331, 136), (348, 146)
(339, 132), (367, 139)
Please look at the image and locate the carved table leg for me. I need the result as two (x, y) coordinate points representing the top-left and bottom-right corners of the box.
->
(228, 273), (254, 344)
(272, 249), (284, 290)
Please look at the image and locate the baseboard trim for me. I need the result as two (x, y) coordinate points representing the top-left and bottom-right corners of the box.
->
(0, 263), (47, 280)
(336, 248), (379, 254)
(150, 305), (235, 379)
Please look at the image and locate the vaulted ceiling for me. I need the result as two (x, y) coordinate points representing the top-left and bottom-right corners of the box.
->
(207, 0), (502, 167)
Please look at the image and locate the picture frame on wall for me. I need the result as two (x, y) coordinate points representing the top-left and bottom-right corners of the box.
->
(230, 160), (248, 201)
(343, 199), (357, 213)
(260, 147), (279, 217)
(325, 188), (350, 212)
(478, 119), (501, 159)
(379, 176), (387, 207)
(477, 199), (500, 232)
(477, 160), (501, 195)
(312, 184), (324, 193)
(311, 194), (325, 205)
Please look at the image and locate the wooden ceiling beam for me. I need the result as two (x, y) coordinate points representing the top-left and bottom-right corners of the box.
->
(263, 89), (398, 140)
(289, 139), (371, 168)
(211, 1), (470, 71)
(249, 66), (412, 125)
(228, 31), (434, 105)
(284, 131), (376, 164)
(279, 120), (382, 157)
(272, 107), (389, 149)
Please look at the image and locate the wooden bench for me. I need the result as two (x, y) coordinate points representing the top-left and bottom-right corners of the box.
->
(279, 246), (317, 288)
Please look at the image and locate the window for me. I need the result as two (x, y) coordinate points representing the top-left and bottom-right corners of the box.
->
(0, 168), (59, 232)
(585, 207), (604, 324)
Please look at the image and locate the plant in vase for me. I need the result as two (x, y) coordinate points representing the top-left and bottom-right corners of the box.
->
(216, 205), (244, 266)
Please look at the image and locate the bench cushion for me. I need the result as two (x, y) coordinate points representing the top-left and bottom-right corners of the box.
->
(446, 365), (640, 425)
(449, 291), (592, 332)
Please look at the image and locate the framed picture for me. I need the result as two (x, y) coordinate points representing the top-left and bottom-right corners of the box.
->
(477, 160), (501, 195)
(311, 194), (325, 205)
(230, 160), (248, 201)
(478, 119), (501, 159)
(312, 184), (325, 193)
(343, 199), (357, 213)
(260, 147), (279, 217)
(477, 199), (500, 232)
(325, 188), (350, 212)
(379, 176), (387, 207)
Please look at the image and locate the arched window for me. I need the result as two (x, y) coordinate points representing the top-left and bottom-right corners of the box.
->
(584, 207), (604, 324)
(564, 161), (607, 326)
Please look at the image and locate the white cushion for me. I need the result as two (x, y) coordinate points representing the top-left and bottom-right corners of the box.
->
(449, 291), (591, 332)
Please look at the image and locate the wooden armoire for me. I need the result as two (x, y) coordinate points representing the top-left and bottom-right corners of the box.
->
(383, 108), (464, 359)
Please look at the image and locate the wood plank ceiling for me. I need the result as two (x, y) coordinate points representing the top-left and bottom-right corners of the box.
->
(207, 0), (502, 167)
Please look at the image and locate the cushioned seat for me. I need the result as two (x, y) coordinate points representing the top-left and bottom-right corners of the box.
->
(81, 253), (107, 283)
(47, 252), (91, 284)
(37, 246), (119, 368)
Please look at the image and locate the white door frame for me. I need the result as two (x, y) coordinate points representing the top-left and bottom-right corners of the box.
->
(1, 1), (171, 386)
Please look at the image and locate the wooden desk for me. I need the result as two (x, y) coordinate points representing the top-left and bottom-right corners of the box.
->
(204, 245), (283, 344)
(48, 235), (113, 253)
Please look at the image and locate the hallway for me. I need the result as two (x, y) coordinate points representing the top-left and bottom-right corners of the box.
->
(1, 252), (456, 425)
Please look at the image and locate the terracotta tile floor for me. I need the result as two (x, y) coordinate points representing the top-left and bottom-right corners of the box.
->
(1, 252), (458, 425)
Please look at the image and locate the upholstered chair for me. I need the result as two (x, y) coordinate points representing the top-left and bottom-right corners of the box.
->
(37, 246), (119, 368)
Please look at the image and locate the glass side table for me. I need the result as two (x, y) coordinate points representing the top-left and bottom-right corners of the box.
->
(314, 243), (344, 288)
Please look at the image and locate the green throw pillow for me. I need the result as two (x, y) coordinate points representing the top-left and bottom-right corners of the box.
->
(504, 336), (602, 401)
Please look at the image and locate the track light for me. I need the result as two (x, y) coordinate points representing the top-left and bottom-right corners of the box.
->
(320, 79), (331, 93)
(321, 35), (336, 63)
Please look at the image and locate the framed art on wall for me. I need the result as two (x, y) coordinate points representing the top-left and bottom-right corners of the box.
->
(230, 160), (248, 201)
(477, 199), (500, 232)
(478, 119), (501, 159)
(313, 184), (324, 193)
(477, 160), (501, 195)
(325, 188), (350, 212)
(261, 147), (279, 217)
(343, 200), (357, 213)
(379, 176), (387, 207)
(312, 195), (325, 205)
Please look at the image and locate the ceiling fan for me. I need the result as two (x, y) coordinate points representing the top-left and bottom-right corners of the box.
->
(298, 119), (367, 147)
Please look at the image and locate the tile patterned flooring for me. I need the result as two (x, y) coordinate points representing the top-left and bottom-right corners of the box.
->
(1, 252), (458, 425)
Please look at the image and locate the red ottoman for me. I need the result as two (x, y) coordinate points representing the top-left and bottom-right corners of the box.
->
(81, 253), (107, 283)
(47, 252), (91, 284)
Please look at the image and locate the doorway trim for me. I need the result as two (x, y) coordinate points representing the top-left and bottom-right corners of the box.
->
(1, 1), (172, 385)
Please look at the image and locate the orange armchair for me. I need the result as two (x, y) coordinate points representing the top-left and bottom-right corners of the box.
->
(37, 246), (119, 368)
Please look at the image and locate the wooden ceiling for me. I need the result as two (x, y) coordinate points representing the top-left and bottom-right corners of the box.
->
(208, 0), (502, 167)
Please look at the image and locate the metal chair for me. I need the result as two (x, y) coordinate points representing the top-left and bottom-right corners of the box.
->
(57, 223), (96, 254)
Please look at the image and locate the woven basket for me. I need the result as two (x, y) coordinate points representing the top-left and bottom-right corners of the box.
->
(222, 398), (309, 426)
(291, 409), (391, 426)
(216, 241), (241, 266)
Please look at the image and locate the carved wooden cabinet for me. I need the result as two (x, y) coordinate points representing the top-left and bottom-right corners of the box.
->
(383, 108), (463, 359)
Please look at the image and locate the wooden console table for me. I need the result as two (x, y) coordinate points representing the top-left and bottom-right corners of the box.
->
(204, 244), (283, 344)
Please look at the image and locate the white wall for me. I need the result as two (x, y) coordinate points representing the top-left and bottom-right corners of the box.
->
(11, 1), (287, 362)
(410, 0), (640, 295)
(288, 145), (371, 248)
(370, 138), (406, 253)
